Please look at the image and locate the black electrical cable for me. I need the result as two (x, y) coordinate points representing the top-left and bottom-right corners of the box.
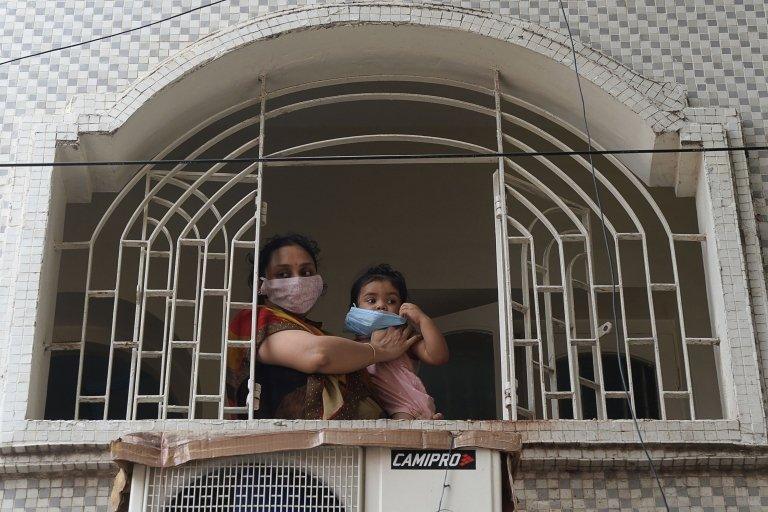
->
(0, 0), (228, 66)
(0, 144), (765, 168)
(556, 1), (671, 510)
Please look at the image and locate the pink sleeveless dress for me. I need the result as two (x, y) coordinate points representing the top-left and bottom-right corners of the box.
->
(366, 354), (436, 419)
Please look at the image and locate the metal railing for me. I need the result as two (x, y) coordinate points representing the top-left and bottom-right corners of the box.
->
(50, 72), (722, 421)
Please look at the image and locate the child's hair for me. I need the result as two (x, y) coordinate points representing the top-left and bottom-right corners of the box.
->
(247, 233), (321, 288)
(350, 264), (408, 306)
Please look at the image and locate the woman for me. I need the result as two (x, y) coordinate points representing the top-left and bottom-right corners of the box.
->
(226, 233), (420, 419)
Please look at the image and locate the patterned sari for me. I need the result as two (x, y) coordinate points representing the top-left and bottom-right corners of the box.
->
(226, 306), (383, 420)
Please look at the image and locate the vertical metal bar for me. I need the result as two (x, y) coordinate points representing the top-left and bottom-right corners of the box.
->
(158, 204), (204, 418)
(669, 241), (696, 418)
(162, 227), (187, 418)
(156, 231), (175, 418)
(582, 212), (608, 419)
(125, 175), (153, 419)
(131, 222), (172, 419)
(357, 447), (365, 511)
(507, 217), (546, 419)
(221, 249), (236, 420)
(138, 465), (149, 512)
(614, 238), (639, 417)
(100, 246), (125, 418)
(520, 238), (535, 414)
(188, 242), (204, 417)
(540, 241), (558, 418)
(220, 222), (255, 418)
(508, 186), (579, 417)
(74, 236), (98, 419)
(564, 250), (584, 417)
(188, 240), (209, 419)
(248, 76), (268, 419)
(492, 70), (516, 419)
(493, 206), (515, 421)
(555, 228), (581, 417)
(217, 239), (229, 419)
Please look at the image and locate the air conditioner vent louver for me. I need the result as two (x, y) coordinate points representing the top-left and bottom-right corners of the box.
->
(139, 446), (360, 512)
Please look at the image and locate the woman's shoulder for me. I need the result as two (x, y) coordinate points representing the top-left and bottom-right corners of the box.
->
(230, 306), (322, 338)
(259, 306), (324, 335)
(230, 305), (293, 321)
(257, 305), (298, 324)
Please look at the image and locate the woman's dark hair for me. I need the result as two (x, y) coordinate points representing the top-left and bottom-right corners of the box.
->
(350, 264), (408, 306)
(247, 233), (321, 287)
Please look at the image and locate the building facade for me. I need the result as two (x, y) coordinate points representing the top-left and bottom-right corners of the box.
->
(1, 1), (768, 510)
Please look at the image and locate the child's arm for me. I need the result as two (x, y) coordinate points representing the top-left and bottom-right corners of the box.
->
(399, 303), (449, 365)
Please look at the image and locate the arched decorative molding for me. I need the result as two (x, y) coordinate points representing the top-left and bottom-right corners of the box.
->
(99, 2), (686, 132)
(59, 1), (691, 198)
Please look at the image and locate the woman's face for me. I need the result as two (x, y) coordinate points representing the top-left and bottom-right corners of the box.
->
(265, 244), (317, 279)
(357, 280), (402, 314)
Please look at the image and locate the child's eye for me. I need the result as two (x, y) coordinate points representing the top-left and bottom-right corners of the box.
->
(365, 297), (376, 303)
(277, 272), (290, 278)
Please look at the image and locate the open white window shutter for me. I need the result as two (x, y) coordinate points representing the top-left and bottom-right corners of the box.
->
(493, 169), (517, 420)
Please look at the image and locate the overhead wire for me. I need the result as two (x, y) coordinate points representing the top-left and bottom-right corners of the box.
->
(0, 144), (765, 168)
(556, 1), (671, 510)
(0, 3), (750, 508)
(0, 0), (228, 66)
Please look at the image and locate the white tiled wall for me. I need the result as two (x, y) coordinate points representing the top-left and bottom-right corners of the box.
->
(0, 3), (767, 507)
(0, 0), (766, 434)
(0, 4), (768, 510)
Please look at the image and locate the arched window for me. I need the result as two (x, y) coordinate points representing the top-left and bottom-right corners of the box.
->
(46, 73), (723, 422)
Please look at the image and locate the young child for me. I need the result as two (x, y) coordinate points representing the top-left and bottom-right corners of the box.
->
(348, 264), (449, 420)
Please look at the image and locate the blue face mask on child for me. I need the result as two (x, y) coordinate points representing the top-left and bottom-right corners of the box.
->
(344, 306), (407, 337)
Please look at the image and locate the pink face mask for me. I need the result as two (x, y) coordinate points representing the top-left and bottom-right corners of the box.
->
(259, 275), (324, 314)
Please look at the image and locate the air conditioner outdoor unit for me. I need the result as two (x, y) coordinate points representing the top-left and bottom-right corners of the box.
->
(128, 445), (502, 511)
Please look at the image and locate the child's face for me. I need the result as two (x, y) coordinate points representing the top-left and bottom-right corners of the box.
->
(357, 280), (402, 314)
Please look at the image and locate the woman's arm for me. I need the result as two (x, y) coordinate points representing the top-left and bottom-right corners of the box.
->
(258, 326), (420, 374)
(399, 303), (449, 365)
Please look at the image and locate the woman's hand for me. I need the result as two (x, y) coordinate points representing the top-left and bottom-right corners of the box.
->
(370, 326), (422, 363)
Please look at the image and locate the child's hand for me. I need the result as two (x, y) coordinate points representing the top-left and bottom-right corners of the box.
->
(399, 303), (428, 327)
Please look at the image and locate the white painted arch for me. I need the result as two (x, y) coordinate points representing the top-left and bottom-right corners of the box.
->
(59, 1), (691, 201)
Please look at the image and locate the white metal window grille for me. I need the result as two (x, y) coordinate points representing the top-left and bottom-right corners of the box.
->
(49, 72), (723, 421)
(489, 73), (718, 421)
(132, 446), (361, 512)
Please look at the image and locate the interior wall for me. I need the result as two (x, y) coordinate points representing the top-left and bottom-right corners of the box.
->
(262, 164), (498, 334)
